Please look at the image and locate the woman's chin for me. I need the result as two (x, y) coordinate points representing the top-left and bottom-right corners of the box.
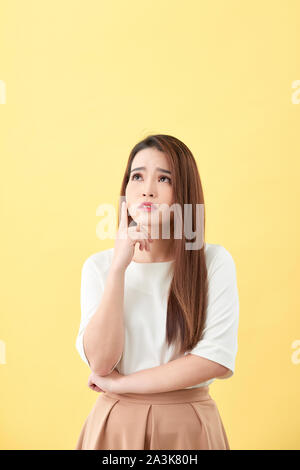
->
(135, 212), (158, 224)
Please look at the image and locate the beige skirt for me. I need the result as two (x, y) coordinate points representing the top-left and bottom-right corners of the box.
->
(75, 385), (230, 450)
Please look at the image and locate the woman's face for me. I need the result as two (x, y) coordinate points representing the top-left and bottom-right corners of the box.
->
(125, 147), (174, 231)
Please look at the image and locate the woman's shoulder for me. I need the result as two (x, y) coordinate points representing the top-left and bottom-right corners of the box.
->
(81, 247), (114, 275)
(204, 242), (236, 278)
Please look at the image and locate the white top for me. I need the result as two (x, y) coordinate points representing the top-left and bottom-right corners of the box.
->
(75, 243), (239, 389)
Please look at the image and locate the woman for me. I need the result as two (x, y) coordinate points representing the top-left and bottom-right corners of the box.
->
(75, 134), (239, 450)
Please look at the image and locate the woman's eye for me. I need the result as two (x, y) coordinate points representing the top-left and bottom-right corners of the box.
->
(131, 173), (171, 184)
(159, 176), (172, 184)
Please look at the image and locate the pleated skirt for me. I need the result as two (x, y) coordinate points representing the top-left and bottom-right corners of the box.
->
(75, 385), (230, 450)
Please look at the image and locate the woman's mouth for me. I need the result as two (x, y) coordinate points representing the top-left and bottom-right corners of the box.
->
(138, 203), (158, 212)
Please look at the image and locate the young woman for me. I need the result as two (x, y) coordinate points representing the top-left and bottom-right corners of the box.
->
(75, 134), (239, 450)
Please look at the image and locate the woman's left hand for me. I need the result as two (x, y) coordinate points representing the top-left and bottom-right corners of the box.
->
(87, 369), (125, 394)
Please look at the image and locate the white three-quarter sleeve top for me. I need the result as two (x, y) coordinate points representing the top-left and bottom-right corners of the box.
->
(75, 243), (239, 389)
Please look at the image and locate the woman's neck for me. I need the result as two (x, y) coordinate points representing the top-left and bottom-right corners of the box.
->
(132, 238), (175, 263)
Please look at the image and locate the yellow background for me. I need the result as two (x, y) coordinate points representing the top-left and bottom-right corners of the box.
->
(1, 0), (299, 450)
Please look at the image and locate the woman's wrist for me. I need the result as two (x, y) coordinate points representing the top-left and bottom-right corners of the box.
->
(109, 261), (127, 276)
(113, 373), (130, 394)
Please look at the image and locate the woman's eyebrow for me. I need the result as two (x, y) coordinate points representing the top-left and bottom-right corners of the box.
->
(130, 166), (171, 175)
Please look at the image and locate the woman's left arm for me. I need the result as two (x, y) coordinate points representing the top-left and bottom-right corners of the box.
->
(89, 354), (229, 394)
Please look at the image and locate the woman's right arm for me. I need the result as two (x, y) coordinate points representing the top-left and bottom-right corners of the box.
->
(82, 262), (126, 376)
(81, 201), (152, 376)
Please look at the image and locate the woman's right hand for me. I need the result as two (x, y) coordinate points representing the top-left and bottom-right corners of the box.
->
(111, 201), (153, 271)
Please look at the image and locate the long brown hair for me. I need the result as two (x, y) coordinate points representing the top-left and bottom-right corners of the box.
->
(118, 134), (208, 355)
